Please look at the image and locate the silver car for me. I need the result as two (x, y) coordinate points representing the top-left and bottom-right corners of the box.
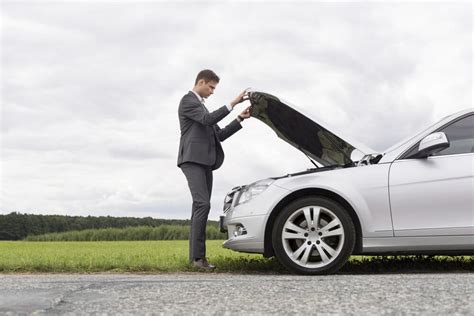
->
(220, 91), (474, 275)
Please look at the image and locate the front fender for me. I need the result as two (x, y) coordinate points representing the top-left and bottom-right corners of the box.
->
(272, 164), (393, 238)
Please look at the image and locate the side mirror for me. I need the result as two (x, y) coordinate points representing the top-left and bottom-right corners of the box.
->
(415, 132), (449, 158)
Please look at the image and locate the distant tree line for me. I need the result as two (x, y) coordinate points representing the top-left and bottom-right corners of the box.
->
(0, 212), (223, 240)
(25, 225), (225, 241)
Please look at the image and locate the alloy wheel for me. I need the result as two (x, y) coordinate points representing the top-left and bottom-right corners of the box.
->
(281, 205), (345, 269)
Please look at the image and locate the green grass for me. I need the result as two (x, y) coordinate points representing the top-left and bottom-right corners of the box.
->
(0, 240), (472, 274)
(0, 240), (279, 273)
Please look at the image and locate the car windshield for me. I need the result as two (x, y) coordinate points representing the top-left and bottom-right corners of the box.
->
(382, 113), (453, 154)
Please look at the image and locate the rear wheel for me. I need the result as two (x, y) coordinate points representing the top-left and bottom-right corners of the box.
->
(272, 196), (356, 275)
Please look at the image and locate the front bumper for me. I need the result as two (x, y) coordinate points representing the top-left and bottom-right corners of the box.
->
(222, 213), (267, 254)
(220, 183), (290, 254)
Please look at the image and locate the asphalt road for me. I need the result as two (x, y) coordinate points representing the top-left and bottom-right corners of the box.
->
(0, 273), (472, 315)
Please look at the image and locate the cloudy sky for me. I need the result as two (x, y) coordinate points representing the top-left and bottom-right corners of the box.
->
(1, 1), (472, 220)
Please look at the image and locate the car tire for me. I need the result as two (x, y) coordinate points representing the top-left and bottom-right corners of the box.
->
(272, 196), (356, 275)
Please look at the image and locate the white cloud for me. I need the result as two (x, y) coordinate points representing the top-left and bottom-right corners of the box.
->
(1, 1), (471, 220)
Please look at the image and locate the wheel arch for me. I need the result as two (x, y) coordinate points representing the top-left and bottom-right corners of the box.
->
(263, 188), (363, 257)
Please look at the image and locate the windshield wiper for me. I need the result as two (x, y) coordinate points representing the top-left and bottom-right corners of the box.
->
(356, 153), (383, 166)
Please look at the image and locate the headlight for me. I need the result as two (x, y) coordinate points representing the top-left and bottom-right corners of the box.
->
(236, 178), (274, 205)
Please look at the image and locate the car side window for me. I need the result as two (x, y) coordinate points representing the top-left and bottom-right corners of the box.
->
(433, 114), (474, 156)
(403, 114), (474, 158)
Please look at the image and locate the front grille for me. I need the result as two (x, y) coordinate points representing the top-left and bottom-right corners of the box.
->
(223, 186), (241, 213)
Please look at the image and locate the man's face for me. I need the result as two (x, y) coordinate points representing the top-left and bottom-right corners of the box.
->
(197, 79), (218, 99)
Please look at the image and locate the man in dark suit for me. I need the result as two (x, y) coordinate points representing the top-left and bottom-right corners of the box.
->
(177, 69), (250, 270)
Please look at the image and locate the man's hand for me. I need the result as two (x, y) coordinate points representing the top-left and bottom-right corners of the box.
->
(237, 106), (251, 123)
(230, 89), (250, 108)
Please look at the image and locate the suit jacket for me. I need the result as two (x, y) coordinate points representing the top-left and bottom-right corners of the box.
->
(177, 91), (242, 170)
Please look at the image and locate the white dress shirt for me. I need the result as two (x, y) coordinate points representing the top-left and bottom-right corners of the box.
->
(190, 90), (232, 112)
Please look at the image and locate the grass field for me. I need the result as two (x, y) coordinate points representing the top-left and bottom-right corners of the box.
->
(0, 240), (278, 273)
(0, 240), (472, 274)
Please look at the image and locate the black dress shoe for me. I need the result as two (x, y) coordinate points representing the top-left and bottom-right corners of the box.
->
(193, 258), (216, 270)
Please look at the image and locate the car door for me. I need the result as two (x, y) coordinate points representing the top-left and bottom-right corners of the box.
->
(389, 114), (474, 237)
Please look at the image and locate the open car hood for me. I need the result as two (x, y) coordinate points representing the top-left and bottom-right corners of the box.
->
(248, 91), (368, 167)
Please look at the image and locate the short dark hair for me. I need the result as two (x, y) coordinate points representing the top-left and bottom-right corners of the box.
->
(195, 69), (220, 85)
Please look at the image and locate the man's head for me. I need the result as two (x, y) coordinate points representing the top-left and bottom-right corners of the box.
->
(193, 69), (220, 99)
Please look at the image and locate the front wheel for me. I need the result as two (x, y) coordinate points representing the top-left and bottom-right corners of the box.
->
(272, 196), (356, 275)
